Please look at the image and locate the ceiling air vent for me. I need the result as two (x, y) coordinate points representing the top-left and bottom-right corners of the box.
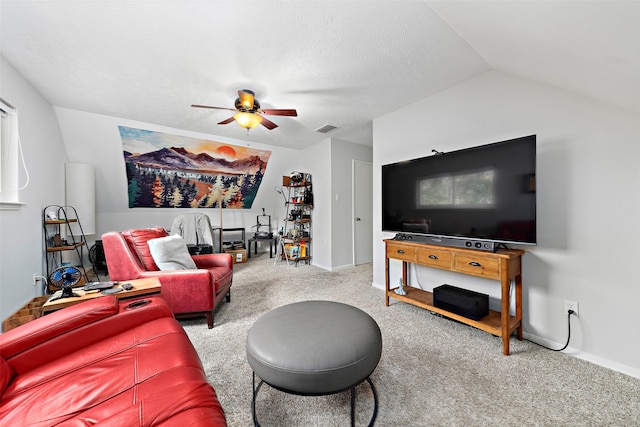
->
(314, 124), (338, 134)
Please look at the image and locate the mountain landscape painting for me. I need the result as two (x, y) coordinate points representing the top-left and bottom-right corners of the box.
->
(118, 126), (271, 208)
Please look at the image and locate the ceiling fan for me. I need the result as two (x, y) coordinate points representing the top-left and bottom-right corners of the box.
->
(192, 89), (297, 130)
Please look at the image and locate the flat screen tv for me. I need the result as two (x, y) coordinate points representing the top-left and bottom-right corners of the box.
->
(382, 135), (536, 247)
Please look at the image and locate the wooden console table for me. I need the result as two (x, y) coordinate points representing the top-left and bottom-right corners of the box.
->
(384, 239), (524, 355)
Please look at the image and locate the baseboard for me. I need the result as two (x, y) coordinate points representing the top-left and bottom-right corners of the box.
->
(371, 281), (639, 379)
(524, 332), (640, 380)
(318, 263), (356, 272)
(332, 263), (355, 272)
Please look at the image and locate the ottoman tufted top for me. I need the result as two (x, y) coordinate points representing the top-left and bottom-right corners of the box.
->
(246, 300), (382, 395)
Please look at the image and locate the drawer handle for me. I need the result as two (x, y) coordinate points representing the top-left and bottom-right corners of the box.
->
(428, 254), (438, 260)
(469, 261), (482, 267)
(397, 249), (405, 254)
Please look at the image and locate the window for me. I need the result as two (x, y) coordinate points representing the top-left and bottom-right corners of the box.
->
(418, 168), (495, 208)
(0, 97), (27, 210)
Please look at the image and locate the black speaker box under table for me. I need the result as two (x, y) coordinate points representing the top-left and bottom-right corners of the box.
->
(433, 284), (489, 321)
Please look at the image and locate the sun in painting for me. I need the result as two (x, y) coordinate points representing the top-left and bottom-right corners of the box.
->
(215, 145), (237, 161)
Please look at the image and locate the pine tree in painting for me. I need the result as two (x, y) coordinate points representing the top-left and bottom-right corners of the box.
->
(169, 186), (183, 208)
(152, 175), (164, 207)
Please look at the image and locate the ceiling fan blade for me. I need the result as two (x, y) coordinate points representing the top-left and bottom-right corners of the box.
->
(237, 90), (255, 110)
(260, 116), (278, 130)
(261, 108), (298, 117)
(191, 104), (236, 111)
(218, 116), (236, 125)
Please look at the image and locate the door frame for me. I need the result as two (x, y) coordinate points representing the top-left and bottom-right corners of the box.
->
(352, 159), (373, 265)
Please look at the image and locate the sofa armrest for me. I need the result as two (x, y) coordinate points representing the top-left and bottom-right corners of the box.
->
(0, 296), (173, 374)
(0, 296), (119, 360)
(192, 253), (233, 270)
(139, 269), (216, 307)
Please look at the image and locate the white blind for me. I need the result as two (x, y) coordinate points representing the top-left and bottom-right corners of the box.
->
(0, 97), (28, 208)
(0, 97), (15, 116)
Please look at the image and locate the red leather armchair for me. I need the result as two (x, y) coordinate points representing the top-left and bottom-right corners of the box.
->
(102, 227), (233, 328)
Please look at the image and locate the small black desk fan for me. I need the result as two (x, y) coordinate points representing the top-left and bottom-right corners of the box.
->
(48, 266), (82, 301)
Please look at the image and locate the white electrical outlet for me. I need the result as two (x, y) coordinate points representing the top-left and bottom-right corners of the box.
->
(33, 273), (39, 286)
(564, 300), (579, 316)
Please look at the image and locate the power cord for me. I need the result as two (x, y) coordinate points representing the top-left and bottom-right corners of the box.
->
(529, 309), (576, 352)
(35, 275), (49, 296)
(410, 263), (425, 290)
(409, 263), (577, 353)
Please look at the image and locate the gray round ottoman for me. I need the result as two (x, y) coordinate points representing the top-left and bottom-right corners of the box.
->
(246, 300), (382, 426)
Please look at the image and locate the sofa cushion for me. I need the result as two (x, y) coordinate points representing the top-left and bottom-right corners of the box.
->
(0, 357), (14, 397)
(122, 227), (168, 271)
(148, 234), (197, 270)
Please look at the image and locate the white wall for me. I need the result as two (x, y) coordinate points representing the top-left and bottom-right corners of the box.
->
(54, 107), (307, 244)
(297, 138), (373, 271)
(373, 70), (640, 378)
(300, 139), (331, 270)
(54, 108), (367, 273)
(330, 138), (373, 269)
(0, 55), (69, 319)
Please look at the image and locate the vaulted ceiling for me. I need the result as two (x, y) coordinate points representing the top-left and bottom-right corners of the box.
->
(1, 1), (639, 149)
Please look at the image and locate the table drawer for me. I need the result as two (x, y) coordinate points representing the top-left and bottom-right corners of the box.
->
(454, 255), (500, 279)
(416, 248), (452, 269)
(386, 242), (416, 262)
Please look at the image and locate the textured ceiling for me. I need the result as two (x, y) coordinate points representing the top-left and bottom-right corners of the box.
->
(1, 1), (639, 149)
(429, 1), (640, 116)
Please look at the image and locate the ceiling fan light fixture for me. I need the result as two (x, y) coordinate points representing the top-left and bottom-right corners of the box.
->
(234, 111), (262, 129)
(192, 89), (295, 131)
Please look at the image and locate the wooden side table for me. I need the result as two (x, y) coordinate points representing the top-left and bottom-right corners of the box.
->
(42, 277), (161, 314)
(2, 295), (50, 332)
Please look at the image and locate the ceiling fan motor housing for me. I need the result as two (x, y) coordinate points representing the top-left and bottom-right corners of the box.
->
(235, 97), (260, 112)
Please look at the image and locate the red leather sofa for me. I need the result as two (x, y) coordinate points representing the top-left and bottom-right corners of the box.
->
(0, 296), (226, 426)
(102, 227), (233, 328)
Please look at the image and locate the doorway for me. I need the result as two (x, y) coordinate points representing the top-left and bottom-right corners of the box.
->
(352, 160), (373, 265)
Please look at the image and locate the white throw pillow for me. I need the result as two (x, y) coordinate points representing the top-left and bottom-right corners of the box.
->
(147, 234), (197, 270)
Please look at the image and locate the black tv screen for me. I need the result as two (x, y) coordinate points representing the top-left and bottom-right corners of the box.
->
(382, 135), (536, 246)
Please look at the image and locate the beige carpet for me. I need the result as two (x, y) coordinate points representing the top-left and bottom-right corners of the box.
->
(181, 252), (639, 426)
